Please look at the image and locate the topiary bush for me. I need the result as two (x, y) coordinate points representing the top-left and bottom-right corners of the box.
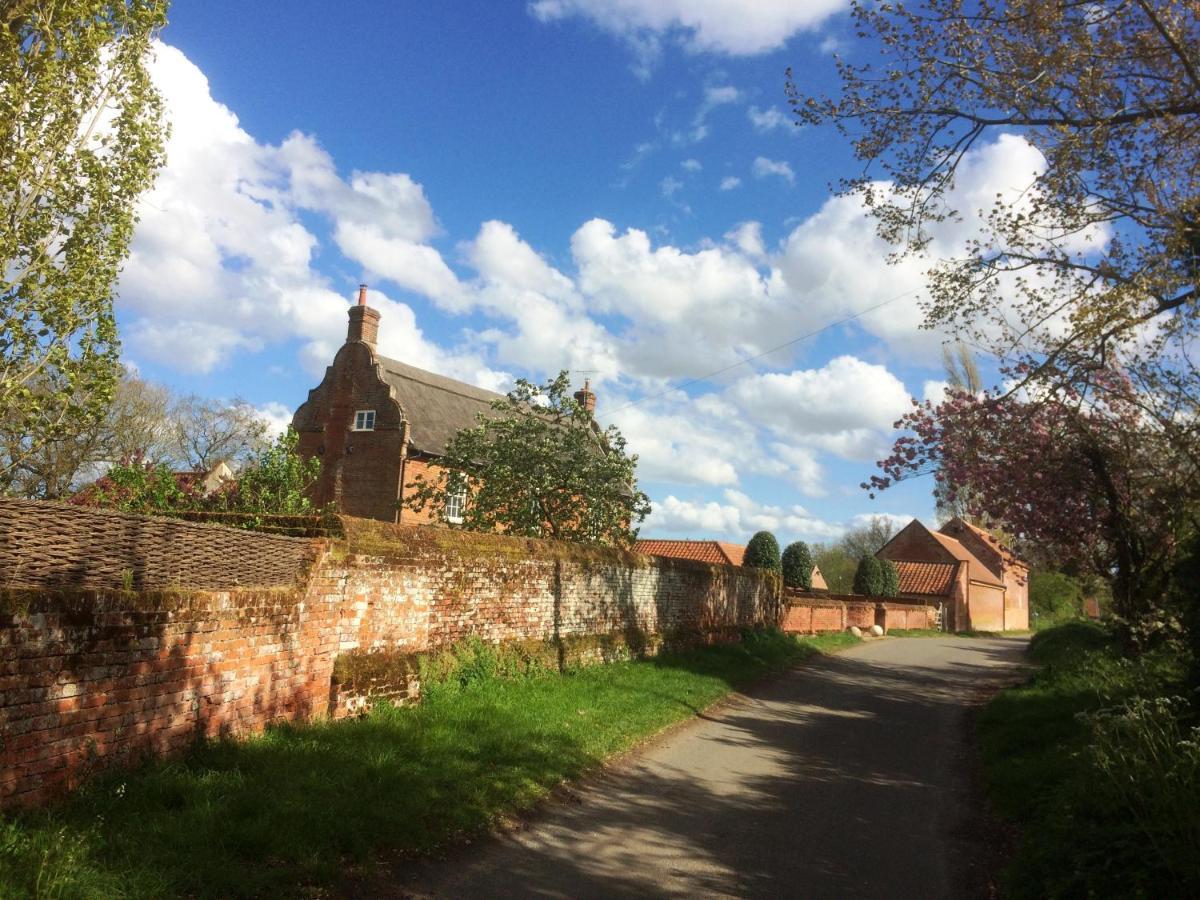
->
(744, 531), (782, 571)
(781, 541), (814, 589)
(880, 559), (900, 597)
(853, 555), (886, 596)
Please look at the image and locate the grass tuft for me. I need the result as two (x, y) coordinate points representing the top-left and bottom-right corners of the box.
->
(978, 621), (1197, 897)
(0, 629), (855, 899)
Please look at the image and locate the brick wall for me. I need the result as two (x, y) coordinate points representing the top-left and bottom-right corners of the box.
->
(1, 504), (780, 809)
(782, 591), (938, 634)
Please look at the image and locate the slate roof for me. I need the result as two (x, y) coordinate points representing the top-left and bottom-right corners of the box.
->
(893, 561), (958, 597)
(635, 540), (746, 566)
(377, 356), (505, 457)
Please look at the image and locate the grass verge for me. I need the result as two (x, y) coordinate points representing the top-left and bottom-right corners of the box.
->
(977, 621), (1198, 897)
(0, 629), (856, 899)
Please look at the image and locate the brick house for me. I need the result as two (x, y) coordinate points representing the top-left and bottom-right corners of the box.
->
(876, 518), (1028, 631)
(291, 288), (598, 524)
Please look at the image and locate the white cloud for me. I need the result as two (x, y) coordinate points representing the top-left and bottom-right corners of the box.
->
(253, 402), (294, 439)
(660, 175), (684, 197)
(752, 156), (795, 184)
(681, 158), (702, 172)
(719, 175), (742, 191)
(747, 105), (790, 133)
(643, 489), (846, 542)
(529, 0), (849, 58)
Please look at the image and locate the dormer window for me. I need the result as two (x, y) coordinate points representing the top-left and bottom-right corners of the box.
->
(353, 410), (376, 431)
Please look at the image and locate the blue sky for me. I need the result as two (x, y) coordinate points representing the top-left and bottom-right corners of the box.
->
(114, 0), (1035, 546)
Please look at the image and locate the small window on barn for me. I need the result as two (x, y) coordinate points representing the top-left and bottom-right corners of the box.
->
(353, 410), (376, 431)
(445, 485), (467, 524)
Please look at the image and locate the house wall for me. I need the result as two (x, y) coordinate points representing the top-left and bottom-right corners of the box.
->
(397, 456), (449, 526)
(293, 342), (406, 523)
(877, 523), (955, 565)
(1003, 565), (1029, 630)
(1, 502), (780, 809)
(967, 582), (1006, 631)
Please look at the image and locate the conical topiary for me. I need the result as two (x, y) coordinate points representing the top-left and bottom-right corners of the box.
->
(744, 531), (782, 571)
(781, 541), (814, 589)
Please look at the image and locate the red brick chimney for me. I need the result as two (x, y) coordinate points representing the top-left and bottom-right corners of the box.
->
(347, 283), (380, 350)
(573, 378), (596, 415)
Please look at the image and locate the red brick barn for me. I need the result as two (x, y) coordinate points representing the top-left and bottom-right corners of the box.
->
(876, 518), (1028, 632)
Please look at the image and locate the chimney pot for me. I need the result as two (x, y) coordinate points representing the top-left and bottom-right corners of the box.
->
(573, 378), (597, 415)
(347, 285), (380, 350)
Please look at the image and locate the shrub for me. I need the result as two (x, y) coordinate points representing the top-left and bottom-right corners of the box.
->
(853, 555), (886, 596)
(70, 454), (204, 514)
(744, 531), (781, 571)
(1029, 569), (1085, 628)
(880, 559), (900, 597)
(781, 541), (814, 589)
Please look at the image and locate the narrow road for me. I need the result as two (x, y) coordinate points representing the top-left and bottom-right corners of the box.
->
(390, 635), (1029, 899)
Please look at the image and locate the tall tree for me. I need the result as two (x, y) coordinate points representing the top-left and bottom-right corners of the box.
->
(936, 343), (984, 523)
(167, 395), (269, 471)
(839, 516), (901, 560)
(1, 1), (168, 489)
(868, 372), (1198, 631)
(744, 531), (782, 572)
(791, 1), (1200, 450)
(404, 372), (651, 547)
(3, 368), (170, 498)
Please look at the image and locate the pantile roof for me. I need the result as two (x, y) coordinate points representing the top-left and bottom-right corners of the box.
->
(893, 561), (958, 597)
(635, 540), (746, 566)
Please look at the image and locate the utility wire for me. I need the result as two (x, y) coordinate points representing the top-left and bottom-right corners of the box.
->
(598, 284), (925, 416)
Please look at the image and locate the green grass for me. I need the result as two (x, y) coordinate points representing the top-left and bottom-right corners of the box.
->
(978, 621), (1197, 897)
(0, 629), (856, 899)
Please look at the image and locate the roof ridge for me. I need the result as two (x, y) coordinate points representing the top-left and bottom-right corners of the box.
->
(377, 355), (505, 404)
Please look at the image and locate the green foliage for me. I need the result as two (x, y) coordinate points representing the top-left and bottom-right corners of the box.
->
(224, 427), (320, 517)
(879, 559), (900, 597)
(852, 555), (886, 596)
(73, 428), (322, 525)
(781, 540), (813, 589)
(71, 454), (201, 515)
(979, 622), (1197, 896)
(1, 1), (168, 492)
(743, 531), (781, 571)
(404, 371), (650, 547)
(0, 630), (857, 898)
(1028, 569), (1085, 629)
(812, 545), (855, 593)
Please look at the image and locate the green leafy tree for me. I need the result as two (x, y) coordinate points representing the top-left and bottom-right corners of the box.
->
(880, 559), (900, 598)
(853, 555), (886, 597)
(781, 540), (814, 590)
(791, 2), (1200, 419)
(744, 531), (782, 572)
(1029, 570), (1086, 629)
(839, 516), (901, 560)
(813, 544), (856, 594)
(404, 372), (651, 547)
(226, 427), (321, 516)
(1, 1), (168, 492)
(71, 453), (200, 515)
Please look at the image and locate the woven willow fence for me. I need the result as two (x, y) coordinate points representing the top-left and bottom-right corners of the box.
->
(0, 499), (319, 592)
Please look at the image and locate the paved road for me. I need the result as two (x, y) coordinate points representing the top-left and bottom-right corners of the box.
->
(389, 635), (1029, 899)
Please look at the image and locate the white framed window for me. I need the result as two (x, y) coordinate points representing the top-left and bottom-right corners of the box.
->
(445, 486), (467, 524)
(353, 409), (376, 431)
